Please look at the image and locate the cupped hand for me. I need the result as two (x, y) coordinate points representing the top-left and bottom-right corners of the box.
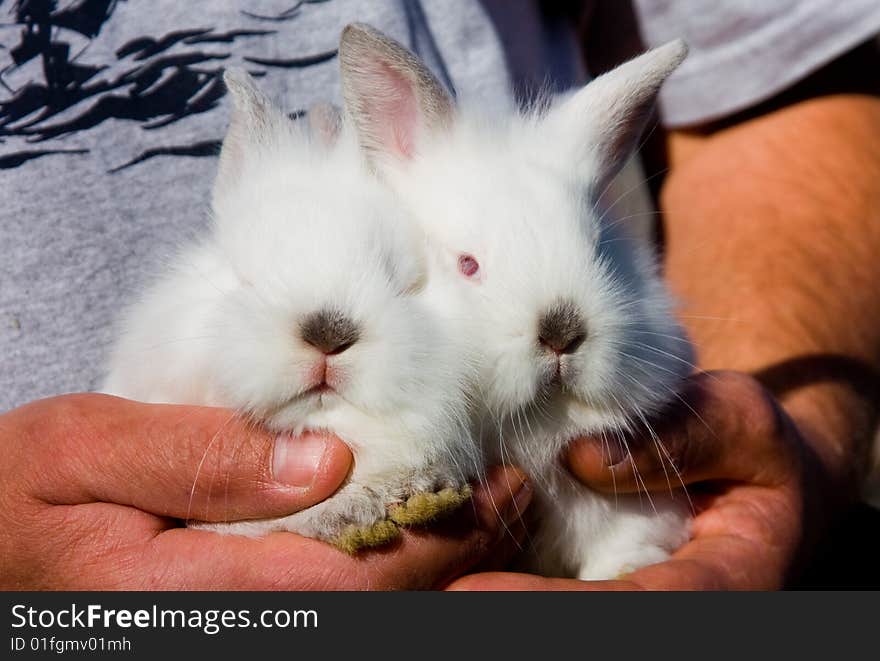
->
(0, 393), (530, 590)
(447, 371), (826, 590)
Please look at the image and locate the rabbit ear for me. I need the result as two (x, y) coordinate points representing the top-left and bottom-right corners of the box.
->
(307, 102), (342, 146)
(339, 23), (453, 166)
(216, 68), (288, 188)
(543, 40), (687, 192)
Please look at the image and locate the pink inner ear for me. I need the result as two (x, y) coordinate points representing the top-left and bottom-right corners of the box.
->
(365, 61), (419, 159)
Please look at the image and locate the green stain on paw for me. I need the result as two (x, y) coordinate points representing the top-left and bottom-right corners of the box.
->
(389, 484), (473, 526)
(332, 519), (401, 555)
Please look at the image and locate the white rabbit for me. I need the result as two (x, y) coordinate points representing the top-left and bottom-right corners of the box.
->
(102, 69), (481, 552)
(338, 24), (695, 579)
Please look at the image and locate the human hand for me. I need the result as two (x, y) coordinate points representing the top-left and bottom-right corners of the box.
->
(447, 371), (827, 590)
(0, 394), (530, 590)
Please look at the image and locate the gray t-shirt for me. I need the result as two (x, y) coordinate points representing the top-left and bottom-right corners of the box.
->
(2, 1), (879, 412)
(633, 0), (880, 126)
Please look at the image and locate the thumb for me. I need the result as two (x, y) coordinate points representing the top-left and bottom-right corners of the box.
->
(13, 394), (353, 521)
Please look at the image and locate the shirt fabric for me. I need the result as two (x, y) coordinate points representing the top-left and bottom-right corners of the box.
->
(633, 0), (880, 126)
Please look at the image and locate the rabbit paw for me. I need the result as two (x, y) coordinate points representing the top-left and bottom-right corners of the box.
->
(283, 483), (402, 554)
(386, 467), (473, 527)
(332, 518), (400, 555)
(192, 469), (475, 552)
(193, 482), (401, 554)
(329, 467), (474, 549)
(388, 484), (472, 526)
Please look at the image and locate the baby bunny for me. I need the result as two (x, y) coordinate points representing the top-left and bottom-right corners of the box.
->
(339, 24), (695, 578)
(102, 69), (481, 553)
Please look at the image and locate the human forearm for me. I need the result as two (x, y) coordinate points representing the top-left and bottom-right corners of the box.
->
(662, 94), (880, 495)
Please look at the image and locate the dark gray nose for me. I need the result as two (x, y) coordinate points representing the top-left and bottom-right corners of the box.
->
(538, 301), (586, 355)
(300, 309), (360, 355)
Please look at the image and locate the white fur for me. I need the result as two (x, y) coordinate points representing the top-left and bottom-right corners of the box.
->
(102, 70), (482, 542)
(340, 24), (694, 578)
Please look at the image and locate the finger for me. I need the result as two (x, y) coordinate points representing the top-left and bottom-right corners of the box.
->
(445, 572), (636, 591)
(566, 371), (799, 494)
(143, 465), (532, 590)
(7, 501), (167, 589)
(11, 394), (353, 522)
(463, 509), (530, 575)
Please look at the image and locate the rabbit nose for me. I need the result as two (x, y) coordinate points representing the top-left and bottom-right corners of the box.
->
(538, 301), (586, 355)
(301, 309), (360, 355)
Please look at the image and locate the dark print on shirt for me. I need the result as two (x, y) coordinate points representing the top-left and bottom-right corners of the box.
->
(0, 0), (335, 170)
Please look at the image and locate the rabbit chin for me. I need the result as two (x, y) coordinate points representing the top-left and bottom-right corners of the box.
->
(483, 387), (645, 474)
(247, 387), (366, 437)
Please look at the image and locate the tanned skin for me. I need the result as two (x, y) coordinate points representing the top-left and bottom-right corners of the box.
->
(0, 395), (531, 589)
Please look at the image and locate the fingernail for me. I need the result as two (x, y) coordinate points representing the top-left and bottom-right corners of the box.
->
(503, 477), (533, 525)
(272, 432), (330, 488)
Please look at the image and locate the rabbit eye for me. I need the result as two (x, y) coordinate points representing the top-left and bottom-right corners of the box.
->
(458, 254), (480, 279)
